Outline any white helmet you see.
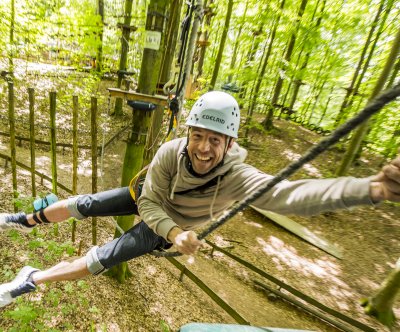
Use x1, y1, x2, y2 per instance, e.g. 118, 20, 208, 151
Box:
185, 91, 240, 138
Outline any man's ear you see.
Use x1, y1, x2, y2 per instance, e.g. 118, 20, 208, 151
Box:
227, 138, 235, 150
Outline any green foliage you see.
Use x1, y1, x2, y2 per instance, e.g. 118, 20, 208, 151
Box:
12, 193, 35, 214
5, 304, 41, 324
160, 320, 171, 332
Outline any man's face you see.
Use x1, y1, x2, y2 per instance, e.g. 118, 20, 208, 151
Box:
187, 127, 230, 175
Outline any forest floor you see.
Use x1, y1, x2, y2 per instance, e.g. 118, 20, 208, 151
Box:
0, 105, 399, 332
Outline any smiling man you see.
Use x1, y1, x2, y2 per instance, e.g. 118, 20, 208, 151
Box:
1, 90, 400, 307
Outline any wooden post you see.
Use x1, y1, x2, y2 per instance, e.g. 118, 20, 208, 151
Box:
114, 0, 134, 115
49, 91, 58, 194
49, 91, 58, 235
8, 81, 18, 212
105, 0, 170, 283
28, 88, 36, 197
91, 97, 98, 245
71, 95, 79, 243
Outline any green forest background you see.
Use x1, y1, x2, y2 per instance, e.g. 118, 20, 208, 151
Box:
0, 0, 399, 166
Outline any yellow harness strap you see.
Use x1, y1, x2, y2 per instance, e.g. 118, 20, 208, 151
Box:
129, 165, 149, 201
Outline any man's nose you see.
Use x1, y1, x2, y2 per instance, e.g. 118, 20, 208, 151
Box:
198, 138, 210, 151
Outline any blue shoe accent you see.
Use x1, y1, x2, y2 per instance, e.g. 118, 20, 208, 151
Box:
33, 193, 58, 212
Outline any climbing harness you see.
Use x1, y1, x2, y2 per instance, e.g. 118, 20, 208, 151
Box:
151, 83, 400, 257
128, 164, 150, 201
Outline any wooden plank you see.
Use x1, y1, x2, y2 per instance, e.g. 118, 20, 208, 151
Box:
250, 206, 343, 259
107, 88, 168, 107
180, 323, 313, 332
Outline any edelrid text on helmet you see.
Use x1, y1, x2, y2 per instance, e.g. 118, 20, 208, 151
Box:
185, 91, 240, 138
202, 114, 225, 124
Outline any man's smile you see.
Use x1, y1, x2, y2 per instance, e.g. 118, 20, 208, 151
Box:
195, 154, 212, 162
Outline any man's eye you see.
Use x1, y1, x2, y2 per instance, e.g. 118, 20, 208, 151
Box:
212, 138, 220, 144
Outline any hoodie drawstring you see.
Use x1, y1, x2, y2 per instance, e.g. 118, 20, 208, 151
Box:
209, 175, 221, 221
170, 153, 184, 200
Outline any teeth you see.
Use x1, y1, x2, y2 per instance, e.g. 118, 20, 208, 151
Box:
196, 155, 211, 161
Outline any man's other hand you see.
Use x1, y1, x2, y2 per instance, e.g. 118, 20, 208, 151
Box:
370, 157, 400, 203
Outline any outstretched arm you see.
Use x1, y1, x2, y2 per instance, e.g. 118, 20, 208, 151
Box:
370, 157, 400, 203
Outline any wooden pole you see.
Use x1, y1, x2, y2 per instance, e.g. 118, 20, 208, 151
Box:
91, 97, 98, 245
49, 92, 58, 194
8, 81, 18, 212
114, 0, 134, 115
28, 88, 36, 197
72, 95, 79, 242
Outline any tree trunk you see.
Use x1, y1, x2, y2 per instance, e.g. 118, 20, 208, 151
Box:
106, 0, 170, 283
333, 0, 385, 125
336, 25, 400, 176
208, 0, 234, 90
317, 85, 334, 126
307, 78, 327, 124
262, 0, 309, 130
158, 0, 184, 88
239, 23, 264, 107
96, 0, 104, 73
196, 0, 214, 80
361, 258, 400, 328
9, 0, 15, 74
114, 0, 134, 115
345, 0, 394, 114
227, 0, 248, 83
243, 0, 286, 140
146, 0, 202, 156
387, 55, 400, 88
288, 0, 325, 111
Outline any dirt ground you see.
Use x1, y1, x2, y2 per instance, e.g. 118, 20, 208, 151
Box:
0, 112, 399, 332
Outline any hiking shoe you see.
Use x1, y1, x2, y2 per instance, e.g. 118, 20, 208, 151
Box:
0, 213, 34, 233
0, 266, 39, 308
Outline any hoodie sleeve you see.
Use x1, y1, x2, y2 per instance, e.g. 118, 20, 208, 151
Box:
137, 141, 181, 240
227, 164, 375, 216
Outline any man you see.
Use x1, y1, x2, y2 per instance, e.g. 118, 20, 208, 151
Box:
0, 90, 399, 308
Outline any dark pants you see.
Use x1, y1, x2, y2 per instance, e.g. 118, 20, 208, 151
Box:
72, 187, 170, 273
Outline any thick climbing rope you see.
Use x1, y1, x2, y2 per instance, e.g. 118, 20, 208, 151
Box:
152, 82, 400, 257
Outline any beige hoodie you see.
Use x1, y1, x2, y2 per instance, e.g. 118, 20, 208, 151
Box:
138, 137, 374, 240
